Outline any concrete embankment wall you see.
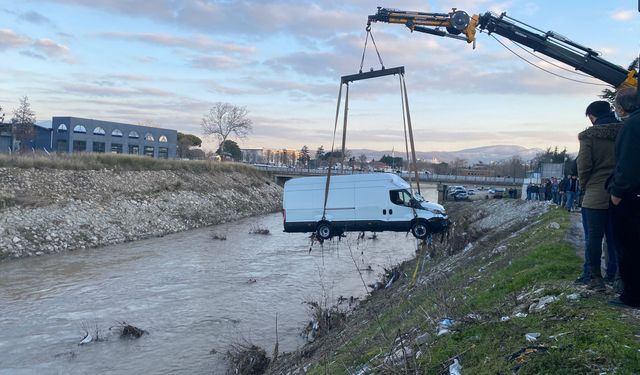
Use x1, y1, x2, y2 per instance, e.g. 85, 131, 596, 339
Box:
0, 167, 282, 260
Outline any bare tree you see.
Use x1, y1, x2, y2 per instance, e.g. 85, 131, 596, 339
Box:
358, 153, 368, 170
0, 104, 5, 124
451, 158, 467, 175
12, 96, 36, 152
201, 102, 252, 160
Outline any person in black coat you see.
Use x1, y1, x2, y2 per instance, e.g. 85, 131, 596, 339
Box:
607, 87, 640, 308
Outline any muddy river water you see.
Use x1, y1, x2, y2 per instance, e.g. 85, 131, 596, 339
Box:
0, 207, 431, 374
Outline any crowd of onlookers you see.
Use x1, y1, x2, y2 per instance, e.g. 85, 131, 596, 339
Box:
525, 92, 639, 309
568, 92, 640, 309
525, 175, 581, 211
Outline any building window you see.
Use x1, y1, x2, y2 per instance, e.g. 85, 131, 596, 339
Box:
111, 143, 123, 154
128, 145, 139, 154
112, 129, 123, 137
93, 127, 106, 135
158, 147, 168, 159
129, 131, 139, 139
93, 142, 106, 153
143, 146, 154, 157
56, 140, 67, 153
144, 133, 154, 141
57, 124, 68, 133
73, 140, 86, 152
159, 135, 168, 143
73, 125, 87, 133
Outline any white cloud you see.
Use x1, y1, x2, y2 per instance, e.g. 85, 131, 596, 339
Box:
191, 55, 239, 70
610, 9, 635, 21
0, 29, 31, 50
99, 32, 255, 55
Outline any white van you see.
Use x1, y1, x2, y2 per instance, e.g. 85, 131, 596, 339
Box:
282, 173, 449, 240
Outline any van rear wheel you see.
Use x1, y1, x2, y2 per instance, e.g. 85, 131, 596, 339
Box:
411, 221, 429, 240
316, 222, 332, 240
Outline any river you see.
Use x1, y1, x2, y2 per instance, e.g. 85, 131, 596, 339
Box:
0, 210, 427, 374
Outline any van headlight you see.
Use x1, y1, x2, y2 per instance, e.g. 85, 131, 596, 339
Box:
428, 209, 444, 216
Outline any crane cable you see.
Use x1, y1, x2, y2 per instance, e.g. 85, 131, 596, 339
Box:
508, 38, 598, 79
360, 26, 386, 73
490, 34, 610, 87
400, 72, 429, 289
324, 26, 386, 221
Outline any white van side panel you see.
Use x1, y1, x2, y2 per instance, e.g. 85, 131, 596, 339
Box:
283, 173, 449, 236
284, 183, 355, 223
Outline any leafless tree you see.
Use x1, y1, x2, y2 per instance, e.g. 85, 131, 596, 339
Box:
358, 153, 368, 169
12, 96, 36, 152
450, 157, 467, 175
201, 102, 252, 160
0, 104, 5, 124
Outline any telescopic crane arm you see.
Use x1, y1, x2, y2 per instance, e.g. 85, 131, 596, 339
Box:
367, 7, 637, 89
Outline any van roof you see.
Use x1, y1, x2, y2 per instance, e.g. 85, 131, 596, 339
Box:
284, 172, 409, 188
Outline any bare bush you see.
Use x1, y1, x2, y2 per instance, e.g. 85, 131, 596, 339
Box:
109, 321, 148, 339
226, 342, 270, 375
249, 225, 270, 235
302, 301, 347, 341
211, 232, 227, 240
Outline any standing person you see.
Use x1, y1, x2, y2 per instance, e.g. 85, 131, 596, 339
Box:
576, 101, 622, 290
565, 175, 579, 212
551, 177, 560, 204
559, 175, 569, 207
607, 88, 640, 308
545, 179, 552, 201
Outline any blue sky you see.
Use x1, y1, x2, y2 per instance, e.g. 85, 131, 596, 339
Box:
1, 0, 638, 153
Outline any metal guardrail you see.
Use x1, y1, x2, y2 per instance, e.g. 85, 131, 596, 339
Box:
251, 165, 524, 185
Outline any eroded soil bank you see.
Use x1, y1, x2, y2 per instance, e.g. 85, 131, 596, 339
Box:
0, 166, 282, 260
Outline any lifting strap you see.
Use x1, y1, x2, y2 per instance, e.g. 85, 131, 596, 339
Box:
359, 26, 385, 73
321, 26, 422, 226
322, 82, 343, 221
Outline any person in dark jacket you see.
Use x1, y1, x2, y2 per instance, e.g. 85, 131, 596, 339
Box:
545, 180, 552, 201
576, 100, 622, 290
559, 175, 569, 207
565, 175, 579, 211
607, 88, 640, 308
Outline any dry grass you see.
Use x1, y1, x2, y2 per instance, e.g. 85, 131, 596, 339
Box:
0, 153, 263, 176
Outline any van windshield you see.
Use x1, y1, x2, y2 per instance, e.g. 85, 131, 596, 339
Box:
413, 193, 425, 202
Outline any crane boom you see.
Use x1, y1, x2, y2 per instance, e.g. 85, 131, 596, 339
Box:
367, 7, 637, 89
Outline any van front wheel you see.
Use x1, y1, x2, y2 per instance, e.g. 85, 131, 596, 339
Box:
316, 222, 332, 240
411, 221, 429, 240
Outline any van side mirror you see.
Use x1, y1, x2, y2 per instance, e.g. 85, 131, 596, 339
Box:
409, 198, 419, 208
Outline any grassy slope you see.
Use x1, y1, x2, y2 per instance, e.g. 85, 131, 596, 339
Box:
286, 207, 640, 374
0, 153, 262, 176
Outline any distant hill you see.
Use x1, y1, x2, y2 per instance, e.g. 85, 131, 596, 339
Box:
350, 145, 543, 164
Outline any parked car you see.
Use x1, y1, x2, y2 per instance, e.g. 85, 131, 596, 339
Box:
493, 188, 505, 198
447, 186, 468, 201
283, 173, 450, 240
452, 191, 469, 201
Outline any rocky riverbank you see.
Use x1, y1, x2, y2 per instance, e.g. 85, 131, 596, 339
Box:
0, 166, 282, 260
